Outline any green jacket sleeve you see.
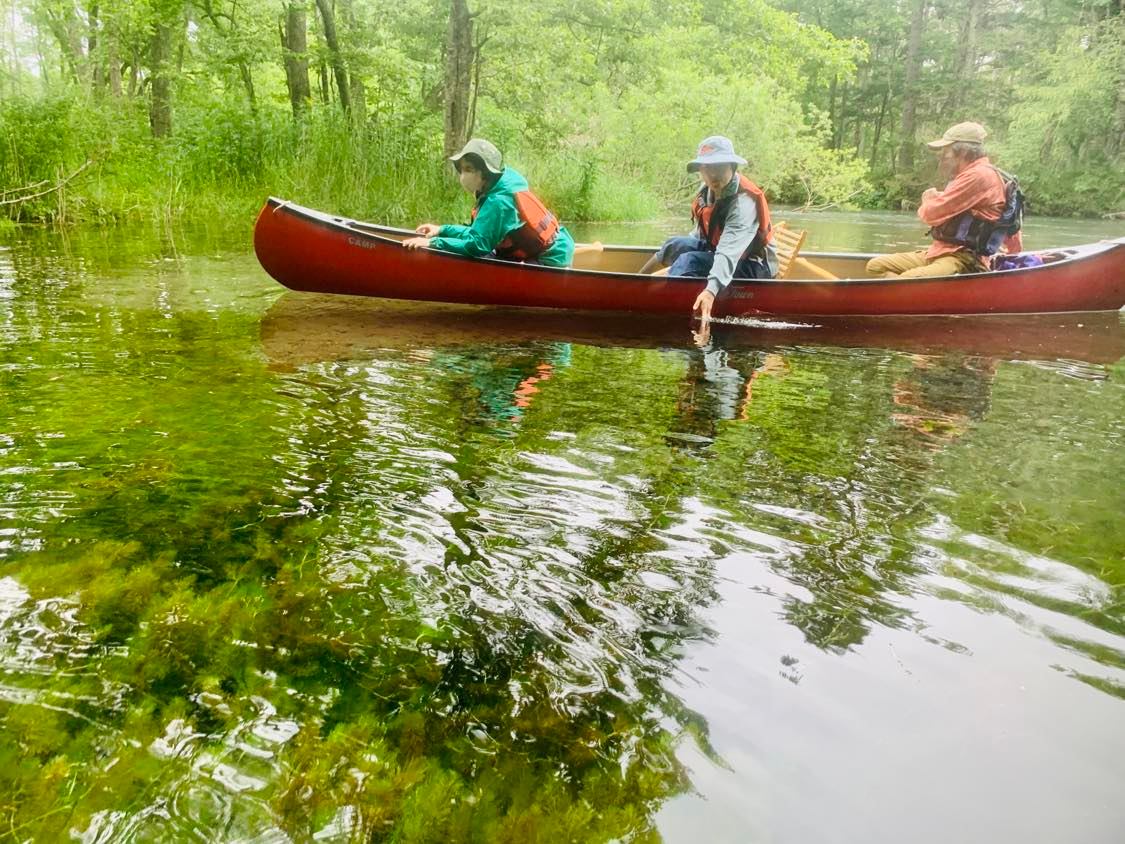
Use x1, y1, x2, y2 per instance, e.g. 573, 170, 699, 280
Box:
430, 194, 516, 258
436, 224, 470, 239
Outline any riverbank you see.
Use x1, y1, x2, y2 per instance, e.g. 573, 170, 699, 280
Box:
5, 205, 1120, 268
4, 96, 1121, 230
0, 96, 656, 227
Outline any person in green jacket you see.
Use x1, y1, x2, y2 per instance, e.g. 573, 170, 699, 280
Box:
403, 138, 575, 268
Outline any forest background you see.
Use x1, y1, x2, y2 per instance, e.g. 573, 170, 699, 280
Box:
0, 0, 1122, 226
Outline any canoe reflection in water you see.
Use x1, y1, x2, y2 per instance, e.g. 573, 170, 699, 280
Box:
261, 294, 1123, 656
261, 292, 1121, 468
260, 294, 1125, 369
253, 292, 1125, 840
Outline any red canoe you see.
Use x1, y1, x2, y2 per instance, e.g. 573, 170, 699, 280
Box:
254, 198, 1125, 317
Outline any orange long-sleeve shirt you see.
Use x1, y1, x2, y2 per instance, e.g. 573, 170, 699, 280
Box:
918, 157, 1023, 259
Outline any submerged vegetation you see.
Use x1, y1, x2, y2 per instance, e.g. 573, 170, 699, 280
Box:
1, 0, 1122, 225
0, 228, 1123, 836
1, 1, 1124, 837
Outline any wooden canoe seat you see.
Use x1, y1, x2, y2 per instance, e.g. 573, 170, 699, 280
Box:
571, 241, 604, 270
773, 222, 839, 280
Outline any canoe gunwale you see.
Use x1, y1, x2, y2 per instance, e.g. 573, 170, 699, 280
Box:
256, 198, 1125, 315
263, 196, 1121, 289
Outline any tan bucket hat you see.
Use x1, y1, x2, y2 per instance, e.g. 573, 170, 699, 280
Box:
449, 138, 504, 175
927, 122, 987, 149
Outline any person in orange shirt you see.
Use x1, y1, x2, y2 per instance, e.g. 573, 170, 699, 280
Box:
867, 122, 1023, 278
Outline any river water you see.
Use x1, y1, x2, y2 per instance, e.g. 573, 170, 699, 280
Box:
0, 211, 1123, 842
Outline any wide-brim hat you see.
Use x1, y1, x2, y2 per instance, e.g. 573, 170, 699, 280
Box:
927, 122, 987, 149
449, 138, 504, 175
687, 135, 747, 172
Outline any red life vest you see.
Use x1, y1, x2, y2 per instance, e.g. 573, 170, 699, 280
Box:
691, 174, 773, 260
471, 190, 560, 261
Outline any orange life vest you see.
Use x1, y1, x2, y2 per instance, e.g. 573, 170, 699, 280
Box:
471, 190, 560, 261
691, 174, 773, 260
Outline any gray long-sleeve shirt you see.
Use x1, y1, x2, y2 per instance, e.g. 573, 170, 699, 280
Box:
697, 180, 779, 296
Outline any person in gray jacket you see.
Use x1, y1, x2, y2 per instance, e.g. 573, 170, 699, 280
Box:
640, 136, 778, 323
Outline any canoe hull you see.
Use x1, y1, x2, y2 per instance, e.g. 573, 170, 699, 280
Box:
254, 199, 1125, 317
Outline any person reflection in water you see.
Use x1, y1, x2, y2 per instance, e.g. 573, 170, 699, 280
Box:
431, 343, 572, 425
673, 326, 791, 442
891, 353, 997, 447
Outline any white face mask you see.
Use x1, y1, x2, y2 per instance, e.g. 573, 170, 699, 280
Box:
458, 166, 486, 194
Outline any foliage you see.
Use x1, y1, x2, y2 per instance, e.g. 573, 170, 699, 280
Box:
0, 0, 868, 224
2, 0, 1121, 221
777, 0, 1125, 215
998, 19, 1125, 215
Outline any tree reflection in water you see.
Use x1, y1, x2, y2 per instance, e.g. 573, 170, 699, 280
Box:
2, 250, 1122, 839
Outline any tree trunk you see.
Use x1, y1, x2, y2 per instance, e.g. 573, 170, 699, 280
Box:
851, 61, 871, 156
128, 49, 140, 97
314, 0, 350, 113
833, 82, 848, 150
339, 0, 366, 124
239, 63, 257, 110
45, 9, 89, 84
107, 37, 121, 96
443, 0, 474, 159
281, 2, 311, 118
897, 0, 927, 172
943, 0, 982, 114
149, 22, 173, 137
870, 87, 890, 168
958, 0, 981, 80
176, 25, 186, 75
36, 31, 49, 90
1111, 78, 1125, 159
6, 4, 20, 96
88, 3, 101, 90
467, 37, 482, 141
827, 73, 838, 141
198, 1, 256, 110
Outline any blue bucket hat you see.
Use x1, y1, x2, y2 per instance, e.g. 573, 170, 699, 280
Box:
687, 135, 747, 172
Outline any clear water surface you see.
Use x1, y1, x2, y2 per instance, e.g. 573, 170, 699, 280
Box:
1, 211, 1123, 842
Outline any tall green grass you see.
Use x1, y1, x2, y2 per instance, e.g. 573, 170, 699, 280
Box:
0, 93, 664, 228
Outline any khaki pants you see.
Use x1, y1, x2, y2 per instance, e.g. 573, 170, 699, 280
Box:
866, 250, 983, 278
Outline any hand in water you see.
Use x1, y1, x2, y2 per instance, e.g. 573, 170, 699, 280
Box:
402, 237, 432, 250
692, 288, 715, 347
693, 288, 715, 322
692, 320, 711, 348
415, 224, 441, 237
